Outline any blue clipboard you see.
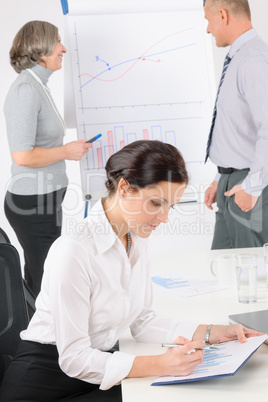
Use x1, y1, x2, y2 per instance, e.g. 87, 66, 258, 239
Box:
151, 335, 267, 386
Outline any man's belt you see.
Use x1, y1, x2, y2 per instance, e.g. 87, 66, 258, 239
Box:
217, 167, 249, 174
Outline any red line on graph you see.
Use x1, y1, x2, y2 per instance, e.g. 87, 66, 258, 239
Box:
141, 58, 161, 63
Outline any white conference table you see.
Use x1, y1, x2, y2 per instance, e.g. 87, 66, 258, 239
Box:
120, 247, 268, 402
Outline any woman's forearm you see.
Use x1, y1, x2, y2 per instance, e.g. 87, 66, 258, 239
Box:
12, 140, 91, 168
12, 146, 68, 168
126, 339, 205, 379
127, 355, 164, 378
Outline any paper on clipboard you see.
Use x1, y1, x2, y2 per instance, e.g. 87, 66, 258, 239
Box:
152, 334, 267, 386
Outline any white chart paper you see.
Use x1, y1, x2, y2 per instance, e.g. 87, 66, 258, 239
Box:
152, 273, 227, 297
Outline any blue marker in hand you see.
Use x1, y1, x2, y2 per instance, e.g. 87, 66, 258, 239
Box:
86, 134, 102, 143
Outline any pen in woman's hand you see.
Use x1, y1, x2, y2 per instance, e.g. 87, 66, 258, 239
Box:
86, 134, 102, 143
162, 343, 220, 350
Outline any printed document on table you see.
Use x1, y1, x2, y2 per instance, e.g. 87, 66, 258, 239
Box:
151, 273, 226, 297
152, 334, 267, 385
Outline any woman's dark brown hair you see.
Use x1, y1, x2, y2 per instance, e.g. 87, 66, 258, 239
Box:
105, 140, 188, 195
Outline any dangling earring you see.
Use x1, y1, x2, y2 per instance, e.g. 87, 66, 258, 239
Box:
121, 195, 124, 198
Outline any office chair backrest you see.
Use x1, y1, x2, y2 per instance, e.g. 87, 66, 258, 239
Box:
0, 228, 10, 243
0, 227, 36, 320
0, 242, 29, 384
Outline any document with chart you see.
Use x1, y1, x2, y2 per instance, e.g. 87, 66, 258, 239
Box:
152, 335, 267, 385
151, 273, 226, 297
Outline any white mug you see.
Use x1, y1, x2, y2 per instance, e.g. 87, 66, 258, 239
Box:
210, 254, 236, 287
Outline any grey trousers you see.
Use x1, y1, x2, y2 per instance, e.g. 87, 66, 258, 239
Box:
212, 169, 268, 249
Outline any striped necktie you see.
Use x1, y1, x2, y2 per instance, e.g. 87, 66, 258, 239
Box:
205, 54, 232, 162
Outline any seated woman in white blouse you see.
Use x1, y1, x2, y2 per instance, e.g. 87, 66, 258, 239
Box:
0, 140, 261, 401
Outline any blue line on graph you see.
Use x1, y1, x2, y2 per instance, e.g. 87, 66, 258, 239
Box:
152, 125, 162, 141
103, 144, 114, 165
114, 126, 125, 152
96, 56, 110, 67
144, 44, 195, 59
80, 42, 196, 88
165, 131, 176, 145
126, 133, 138, 144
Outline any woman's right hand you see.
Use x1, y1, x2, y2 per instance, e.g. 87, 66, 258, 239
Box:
127, 337, 204, 379
64, 139, 92, 161
159, 337, 204, 377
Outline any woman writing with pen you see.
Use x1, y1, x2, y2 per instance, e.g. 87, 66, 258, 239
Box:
0, 140, 261, 401
4, 21, 92, 299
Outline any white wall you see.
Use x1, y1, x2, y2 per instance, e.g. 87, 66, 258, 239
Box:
0, 0, 267, 259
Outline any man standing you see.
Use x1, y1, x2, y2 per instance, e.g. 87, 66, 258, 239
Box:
204, 0, 268, 248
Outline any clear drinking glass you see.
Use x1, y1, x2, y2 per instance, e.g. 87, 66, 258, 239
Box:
263, 243, 268, 288
235, 254, 258, 303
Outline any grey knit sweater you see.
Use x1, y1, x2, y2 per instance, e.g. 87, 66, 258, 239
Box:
4, 64, 68, 195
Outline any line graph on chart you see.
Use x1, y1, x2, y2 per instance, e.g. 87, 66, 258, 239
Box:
67, 10, 215, 195
79, 29, 196, 88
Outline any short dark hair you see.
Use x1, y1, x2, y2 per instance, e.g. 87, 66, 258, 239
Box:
105, 140, 188, 195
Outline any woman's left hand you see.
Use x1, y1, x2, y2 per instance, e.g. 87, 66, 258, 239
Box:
207, 324, 264, 345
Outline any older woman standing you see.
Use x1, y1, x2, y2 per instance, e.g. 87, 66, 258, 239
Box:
4, 21, 91, 298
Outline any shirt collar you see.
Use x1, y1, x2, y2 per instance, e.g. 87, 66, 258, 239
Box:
86, 199, 148, 255
86, 199, 117, 254
229, 28, 257, 59
31, 64, 53, 85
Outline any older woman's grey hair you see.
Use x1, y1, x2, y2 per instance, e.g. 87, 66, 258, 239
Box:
10, 20, 58, 73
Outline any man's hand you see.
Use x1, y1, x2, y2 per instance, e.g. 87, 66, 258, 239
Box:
224, 184, 258, 212
205, 181, 218, 210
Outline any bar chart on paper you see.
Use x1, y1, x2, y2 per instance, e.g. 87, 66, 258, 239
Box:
87, 125, 179, 170
67, 9, 215, 196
